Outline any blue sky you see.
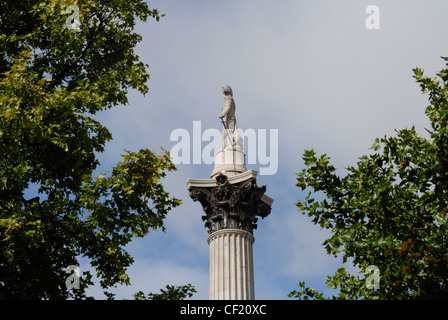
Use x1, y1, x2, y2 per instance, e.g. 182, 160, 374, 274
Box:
82, 0, 448, 299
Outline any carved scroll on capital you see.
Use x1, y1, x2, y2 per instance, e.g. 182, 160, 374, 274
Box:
188, 173, 271, 234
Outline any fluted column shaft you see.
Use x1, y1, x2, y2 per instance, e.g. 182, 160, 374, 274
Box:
207, 229, 255, 300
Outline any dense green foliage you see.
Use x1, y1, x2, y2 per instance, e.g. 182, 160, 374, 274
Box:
290, 58, 448, 299
133, 284, 197, 300
0, 0, 182, 299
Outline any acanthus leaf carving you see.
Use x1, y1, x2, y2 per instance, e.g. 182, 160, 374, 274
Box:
189, 173, 271, 234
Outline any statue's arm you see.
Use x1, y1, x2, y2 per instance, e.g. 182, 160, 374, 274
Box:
219, 100, 232, 119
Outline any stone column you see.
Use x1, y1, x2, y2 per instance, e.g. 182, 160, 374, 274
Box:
187, 171, 273, 300
186, 86, 274, 300
208, 229, 255, 300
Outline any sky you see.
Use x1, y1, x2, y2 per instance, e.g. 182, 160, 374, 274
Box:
83, 0, 448, 299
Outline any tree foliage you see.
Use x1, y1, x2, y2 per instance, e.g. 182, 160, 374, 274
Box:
290, 57, 448, 300
133, 284, 197, 300
0, 0, 181, 299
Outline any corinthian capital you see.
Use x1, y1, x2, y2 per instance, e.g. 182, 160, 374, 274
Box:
188, 173, 272, 234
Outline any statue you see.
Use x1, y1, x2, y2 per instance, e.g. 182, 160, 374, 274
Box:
219, 86, 242, 151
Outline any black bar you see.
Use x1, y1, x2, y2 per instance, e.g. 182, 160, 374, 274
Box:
3, 299, 445, 319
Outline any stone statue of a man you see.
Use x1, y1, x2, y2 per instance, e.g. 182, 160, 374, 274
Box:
219, 86, 236, 131
219, 86, 241, 150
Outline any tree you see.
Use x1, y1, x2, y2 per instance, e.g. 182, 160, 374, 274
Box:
133, 284, 197, 300
290, 57, 448, 300
0, 0, 182, 299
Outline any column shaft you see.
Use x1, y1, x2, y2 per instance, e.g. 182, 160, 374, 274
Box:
207, 229, 255, 300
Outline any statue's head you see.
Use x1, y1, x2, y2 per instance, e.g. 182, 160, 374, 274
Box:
222, 86, 233, 98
